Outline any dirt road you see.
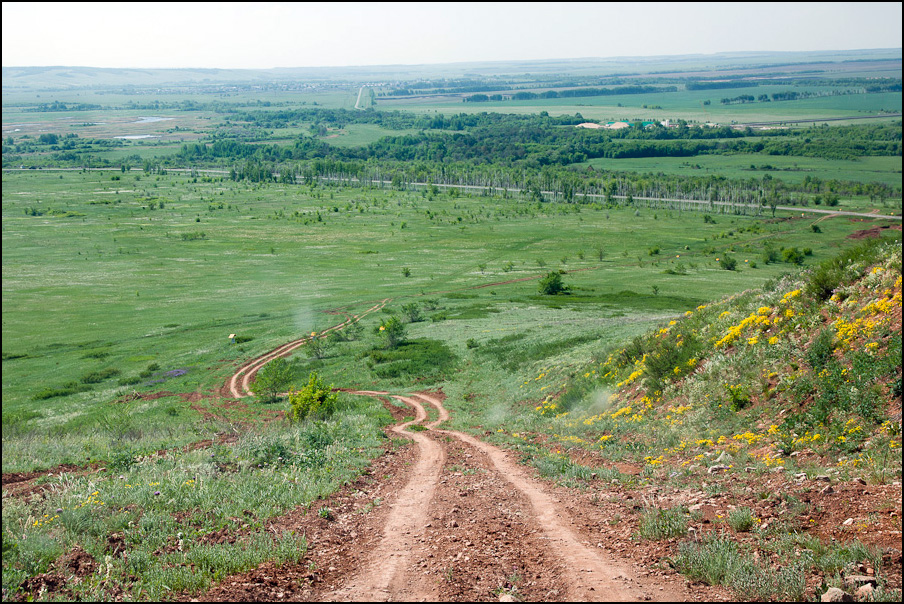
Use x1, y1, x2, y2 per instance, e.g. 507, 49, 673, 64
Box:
199, 391, 699, 602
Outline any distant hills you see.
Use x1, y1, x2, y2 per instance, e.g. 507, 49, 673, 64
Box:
3, 48, 901, 91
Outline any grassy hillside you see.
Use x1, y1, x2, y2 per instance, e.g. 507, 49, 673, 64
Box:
468, 235, 902, 600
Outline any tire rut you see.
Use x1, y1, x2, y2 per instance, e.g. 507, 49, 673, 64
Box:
411, 392, 675, 602
324, 394, 444, 601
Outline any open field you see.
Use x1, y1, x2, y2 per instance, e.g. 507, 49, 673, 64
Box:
3, 169, 894, 457
378, 89, 903, 124
579, 154, 903, 192
3, 49, 901, 602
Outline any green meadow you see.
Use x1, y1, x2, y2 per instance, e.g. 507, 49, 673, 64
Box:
3, 169, 888, 460
579, 154, 903, 192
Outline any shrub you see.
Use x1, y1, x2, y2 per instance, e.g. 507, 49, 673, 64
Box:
637, 507, 689, 539
760, 245, 780, 265
674, 534, 740, 585
719, 256, 738, 271
401, 302, 423, 323
306, 335, 332, 360
288, 372, 338, 422
538, 271, 567, 295
727, 507, 756, 532
254, 357, 293, 403
807, 328, 836, 371
782, 247, 806, 265
80, 367, 121, 384
376, 315, 406, 349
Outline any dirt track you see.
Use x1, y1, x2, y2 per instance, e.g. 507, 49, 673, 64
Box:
197, 391, 699, 602
209, 278, 703, 601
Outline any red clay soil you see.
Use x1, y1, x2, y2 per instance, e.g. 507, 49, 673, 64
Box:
848, 224, 902, 239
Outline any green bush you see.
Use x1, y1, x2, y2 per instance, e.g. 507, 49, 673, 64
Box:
80, 367, 121, 384
719, 256, 738, 271
727, 507, 756, 532
376, 315, 406, 349
254, 357, 294, 403
401, 302, 424, 323
538, 271, 567, 295
637, 507, 689, 539
782, 247, 806, 266
288, 372, 338, 422
807, 328, 836, 371
366, 339, 457, 380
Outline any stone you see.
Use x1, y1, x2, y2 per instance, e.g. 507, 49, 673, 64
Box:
842, 518, 854, 526
820, 485, 834, 495
707, 465, 730, 474
821, 587, 854, 602
855, 584, 874, 600
815, 475, 831, 482
853, 477, 867, 485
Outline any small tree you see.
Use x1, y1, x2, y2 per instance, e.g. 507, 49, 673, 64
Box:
376, 315, 406, 348
401, 302, 423, 323
782, 247, 806, 266
253, 357, 293, 403
538, 271, 566, 295
288, 372, 338, 422
306, 333, 332, 359
719, 255, 738, 271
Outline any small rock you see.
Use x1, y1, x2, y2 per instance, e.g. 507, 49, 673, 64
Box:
855, 584, 874, 600
821, 587, 854, 602
689, 503, 705, 512
745, 466, 757, 473
820, 485, 834, 495
795, 472, 808, 480
715, 451, 733, 463
770, 466, 786, 473
498, 594, 519, 603
842, 518, 854, 526
853, 477, 867, 485
814, 475, 831, 482
708, 465, 730, 474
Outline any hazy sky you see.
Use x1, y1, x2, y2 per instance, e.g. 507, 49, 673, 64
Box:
2, 2, 902, 69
